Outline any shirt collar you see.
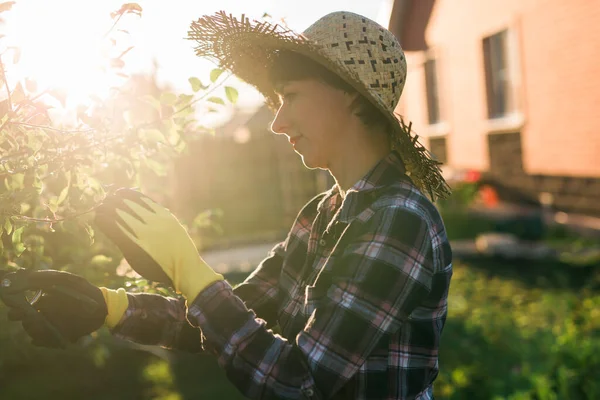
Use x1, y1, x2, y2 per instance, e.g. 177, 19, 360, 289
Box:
319, 151, 409, 227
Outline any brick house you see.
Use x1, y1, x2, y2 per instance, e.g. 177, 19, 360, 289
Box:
388, 0, 600, 216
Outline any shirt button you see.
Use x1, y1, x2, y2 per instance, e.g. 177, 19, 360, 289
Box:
319, 239, 327, 247
303, 388, 314, 398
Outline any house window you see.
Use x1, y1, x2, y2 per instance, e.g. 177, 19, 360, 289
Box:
483, 30, 512, 119
429, 136, 448, 164
424, 57, 441, 125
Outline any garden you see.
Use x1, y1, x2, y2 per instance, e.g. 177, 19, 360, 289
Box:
0, 2, 599, 399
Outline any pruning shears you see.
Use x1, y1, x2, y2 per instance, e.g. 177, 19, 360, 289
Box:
0, 268, 101, 348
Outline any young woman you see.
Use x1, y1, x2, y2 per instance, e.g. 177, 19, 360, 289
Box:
7, 11, 452, 399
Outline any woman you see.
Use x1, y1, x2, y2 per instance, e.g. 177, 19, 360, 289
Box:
7, 11, 452, 399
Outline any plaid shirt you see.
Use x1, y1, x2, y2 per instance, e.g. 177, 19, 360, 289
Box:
112, 151, 453, 400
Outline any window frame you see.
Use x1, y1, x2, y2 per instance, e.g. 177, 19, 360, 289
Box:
482, 25, 525, 134
422, 47, 450, 137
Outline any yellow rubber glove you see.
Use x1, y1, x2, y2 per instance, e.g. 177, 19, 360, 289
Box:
99, 287, 129, 329
107, 192, 223, 302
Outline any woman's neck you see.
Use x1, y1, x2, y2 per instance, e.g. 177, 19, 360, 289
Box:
329, 129, 391, 199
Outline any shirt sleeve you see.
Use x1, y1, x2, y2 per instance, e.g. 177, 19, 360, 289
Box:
187, 206, 435, 399
110, 292, 204, 353
232, 241, 285, 328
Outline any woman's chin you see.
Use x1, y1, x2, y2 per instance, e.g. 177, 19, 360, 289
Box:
299, 155, 323, 170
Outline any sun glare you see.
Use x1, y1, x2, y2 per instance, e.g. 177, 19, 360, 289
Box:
3, 0, 133, 108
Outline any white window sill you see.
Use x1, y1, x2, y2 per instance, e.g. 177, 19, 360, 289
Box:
424, 122, 450, 137
486, 113, 525, 134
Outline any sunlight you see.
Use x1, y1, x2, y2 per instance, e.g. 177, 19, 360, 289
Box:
3, 0, 133, 108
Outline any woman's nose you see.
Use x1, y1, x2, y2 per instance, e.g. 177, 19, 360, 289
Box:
270, 105, 290, 135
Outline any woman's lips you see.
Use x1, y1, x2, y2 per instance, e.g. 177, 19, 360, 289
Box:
289, 136, 302, 146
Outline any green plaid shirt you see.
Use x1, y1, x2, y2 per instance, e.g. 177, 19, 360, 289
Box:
112, 151, 453, 399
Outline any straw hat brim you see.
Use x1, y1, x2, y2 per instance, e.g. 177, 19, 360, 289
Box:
188, 12, 396, 126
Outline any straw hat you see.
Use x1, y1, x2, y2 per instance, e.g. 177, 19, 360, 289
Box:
188, 11, 450, 200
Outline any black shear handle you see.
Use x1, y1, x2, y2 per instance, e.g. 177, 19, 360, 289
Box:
1, 287, 69, 348
1, 270, 101, 349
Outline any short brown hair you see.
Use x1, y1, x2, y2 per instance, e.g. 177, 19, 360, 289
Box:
268, 50, 391, 132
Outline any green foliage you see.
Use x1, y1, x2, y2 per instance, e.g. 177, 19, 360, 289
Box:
1, 261, 598, 399
436, 181, 480, 211
435, 260, 600, 399
225, 86, 239, 104
188, 77, 205, 93
207, 96, 225, 106
209, 68, 224, 83
0, 4, 243, 391
0, 2, 233, 276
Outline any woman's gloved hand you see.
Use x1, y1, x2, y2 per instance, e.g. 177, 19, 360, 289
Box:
94, 189, 223, 302
7, 269, 128, 348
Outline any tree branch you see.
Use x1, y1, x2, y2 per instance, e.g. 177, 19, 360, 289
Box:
0, 55, 13, 132
9, 121, 96, 135
171, 72, 232, 118
13, 206, 98, 224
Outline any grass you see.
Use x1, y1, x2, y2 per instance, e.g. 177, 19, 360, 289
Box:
1, 256, 598, 400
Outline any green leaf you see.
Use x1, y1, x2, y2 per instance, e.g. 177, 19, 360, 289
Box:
32, 173, 43, 194
7, 173, 25, 190
156, 287, 173, 297
162, 119, 178, 141
188, 77, 204, 92
193, 210, 212, 228
175, 106, 194, 118
4, 217, 12, 235
57, 171, 71, 205
12, 226, 25, 257
27, 131, 44, 153
57, 186, 69, 205
140, 94, 161, 111
207, 97, 225, 106
47, 196, 59, 214
81, 222, 95, 245
210, 68, 224, 83
160, 92, 177, 105
11, 82, 26, 104
135, 278, 148, 288
91, 254, 113, 267
225, 86, 239, 104
139, 128, 165, 143
178, 94, 194, 104
143, 157, 167, 177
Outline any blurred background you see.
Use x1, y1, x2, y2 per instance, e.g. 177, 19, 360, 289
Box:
0, 0, 599, 399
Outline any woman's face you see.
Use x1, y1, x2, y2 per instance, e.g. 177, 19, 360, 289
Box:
270, 79, 355, 170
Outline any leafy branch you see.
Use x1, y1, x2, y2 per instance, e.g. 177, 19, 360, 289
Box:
0, 1, 240, 275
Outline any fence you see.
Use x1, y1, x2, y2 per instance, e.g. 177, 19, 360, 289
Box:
170, 107, 331, 249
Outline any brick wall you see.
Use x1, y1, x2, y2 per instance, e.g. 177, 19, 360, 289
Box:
392, 0, 600, 215
395, 0, 600, 175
